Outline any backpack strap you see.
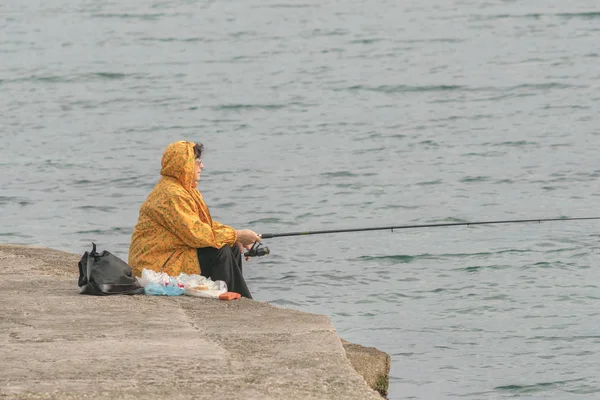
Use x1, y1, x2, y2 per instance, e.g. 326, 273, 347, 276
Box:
87, 243, 97, 285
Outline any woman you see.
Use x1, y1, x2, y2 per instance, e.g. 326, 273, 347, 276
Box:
128, 141, 261, 298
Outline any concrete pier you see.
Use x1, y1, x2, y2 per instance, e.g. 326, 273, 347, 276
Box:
0, 245, 389, 399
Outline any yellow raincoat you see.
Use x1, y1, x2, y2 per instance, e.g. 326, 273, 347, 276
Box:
128, 141, 237, 277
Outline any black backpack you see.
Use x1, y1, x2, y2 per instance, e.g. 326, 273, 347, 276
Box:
78, 243, 144, 295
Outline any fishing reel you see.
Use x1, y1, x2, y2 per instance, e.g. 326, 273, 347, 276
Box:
244, 241, 270, 258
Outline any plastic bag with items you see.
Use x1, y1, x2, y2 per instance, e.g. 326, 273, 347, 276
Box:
138, 269, 235, 299
137, 269, 184, 296
177, 273, 228, 298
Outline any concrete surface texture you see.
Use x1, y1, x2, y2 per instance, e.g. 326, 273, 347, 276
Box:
0, 245, 385, 400
342, 339, 391, 397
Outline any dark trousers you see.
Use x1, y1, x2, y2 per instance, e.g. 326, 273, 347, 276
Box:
196, 245, 252, 299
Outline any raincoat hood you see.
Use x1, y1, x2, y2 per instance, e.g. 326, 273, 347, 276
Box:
160, 141, 197, 190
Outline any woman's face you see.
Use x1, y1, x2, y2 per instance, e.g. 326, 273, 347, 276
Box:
194, 158, 203, 183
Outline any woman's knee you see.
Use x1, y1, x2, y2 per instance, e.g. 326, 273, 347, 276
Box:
215, 245, 233, 261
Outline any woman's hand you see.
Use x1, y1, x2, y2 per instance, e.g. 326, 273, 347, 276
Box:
235, 230, 261, 261
235, 229, 261, 246
236, 241, 252, 261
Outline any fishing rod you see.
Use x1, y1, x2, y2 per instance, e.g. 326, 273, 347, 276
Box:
244, 216, 600, 257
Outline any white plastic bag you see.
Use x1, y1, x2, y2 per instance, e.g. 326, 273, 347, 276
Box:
138, 269, 227, 299
177, 272, 227, 298
137, 269, 172, 288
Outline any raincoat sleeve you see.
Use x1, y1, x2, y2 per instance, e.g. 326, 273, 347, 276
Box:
152, 194, 237, 249
213, 220, 238, 247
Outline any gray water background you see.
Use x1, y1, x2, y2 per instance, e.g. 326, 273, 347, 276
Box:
2, 0, 600, 398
